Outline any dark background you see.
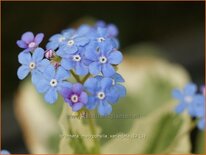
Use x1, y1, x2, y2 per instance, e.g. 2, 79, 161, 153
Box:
1, 1, 205, 153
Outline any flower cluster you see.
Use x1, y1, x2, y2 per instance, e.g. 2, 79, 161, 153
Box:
172, 83, 205, 130
17, 21, 126, 116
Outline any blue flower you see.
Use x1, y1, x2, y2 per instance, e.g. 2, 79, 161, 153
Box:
61, 83, 88, 111
0, 150, 10, 154
95, 20, 119, 37
17, 48, 50, 84
172, 83, 198, 116
16, 32, 44, 53
36, 65, 71, 104
192, 95, 205, 130
85, 41, 123, 77
84, 77, 118, 116
57, 47, 88, 76
56, 29, 89, 54
110, 73, 126, 100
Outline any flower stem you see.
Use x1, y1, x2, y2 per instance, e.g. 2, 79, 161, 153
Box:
70, 70, 81, 83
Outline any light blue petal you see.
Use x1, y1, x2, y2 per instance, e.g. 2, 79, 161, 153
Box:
102, 63, 115, 77
44, 65, 55, 80
72, 102, 84, 112
75, 37, 89, 46
97, 27, 107, 36
86, 97, 98, 110
32, 47, 44, 63
84, 78, 99, 94
75, 62, 88, 76
56, 66, 70, 81
56, 48, 66, 57
184, 83, 197, 95
37, 59, 50, 72
61, 58, 74, 70
172, 89, 183, 100
17, 65, 30, 80
112, 73, 125, 83
18, 52, 31, 65
115, 84, 126, 97
98, 101, 112, 116
89, 62, 101, 75
44, 88, 58, 104
49, 34, 62, 41
100, 78, 113, 90
0, 150, 10, 154
108, 51, 123, 65
175, 102, 187, 114
85, 43, 99, 61
31, 70, 42, 85
46, 42, 59, 50
79, 92, 88, 104
197, 118, 205, 130
106, 88, 119, 104
35, 78, 49, 93
63, 45, 78, 54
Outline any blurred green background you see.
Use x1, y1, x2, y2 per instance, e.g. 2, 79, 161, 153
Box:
1, 1, 205, 154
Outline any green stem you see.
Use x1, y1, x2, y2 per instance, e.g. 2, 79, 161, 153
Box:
70, 70, 81, 83
86, 110, 100, 153
82, 73, 90, 83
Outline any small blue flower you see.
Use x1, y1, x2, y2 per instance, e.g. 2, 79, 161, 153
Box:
95, 20, 119, 38
84, 77, 118, 116
16, 32, 44, 53
0, 150, 10, 154
57, 47, 88, 76
61, 83, 88, 111
36, 65, 71, 104
56, 29, 89, 54
110, 73, 126, 100
193, 95, 205, 130
85, 41, 122, 77
172, 83, 198, 116
17, 48, 50, 84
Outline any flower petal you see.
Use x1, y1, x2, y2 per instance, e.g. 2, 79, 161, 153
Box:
106, 88, 119, 104
72, 102, 84, 112
84, 78, 99, 94
46, 42, 59, 50
17, 65, 30, 80
115, 84, 126, 97
197, 118, 205, 130
175, 102, 187, 114
85, 44, 99, 61
44, 65, 55, 80
21, 32, 34, 44
102, 63, 115, 77
37, 59, 50, 72
34, 33, 44, 44
79, 92, 88, 104
86, 97, 98, 110
31, 69, 42, 85
35, 79, 49, 93
108, 51, 123, 64
89, 62, 101, 75
18, 52, 31, 65
44, 88, 58, 104
184, 83, 197, 95
75, 62, 88, 76
75, 37, 89, 46
32, 48, 44, 62
98, 101, 112, 116
172, 89, 183, 100
100, 77, 112, 90
72, 83, 83, 94
56, 66, 70, 81
16, 40, 27, 48
112, 73, 125, 83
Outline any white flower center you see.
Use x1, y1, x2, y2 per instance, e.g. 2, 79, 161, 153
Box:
50, 79, 58, 87
29, 62, 36, 69
184, 96, 193, 103
73, 54, 81, 62
99, 56, 107, 63
97, 91, 105, 100
97, 37, 105, 42
28, 42, 36, 48
71, 94, 79, 103
67, 40, 75, 46
59, 37, 65, 42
